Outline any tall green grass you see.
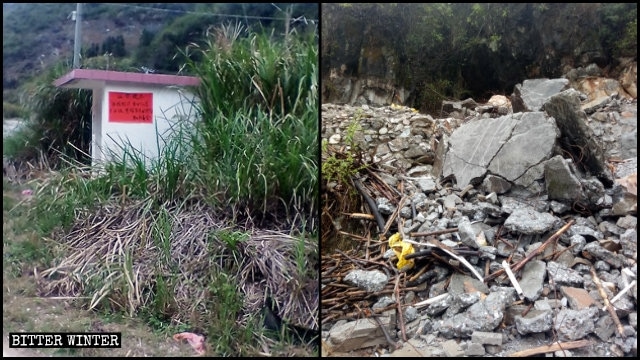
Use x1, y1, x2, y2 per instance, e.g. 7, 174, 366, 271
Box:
182, 24, 319, 229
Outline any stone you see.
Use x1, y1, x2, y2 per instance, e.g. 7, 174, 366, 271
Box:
471, 331, 503, 345
328, 316, 393, 352
465, 342, 485, 356
343, 269, 389, 292
442, 339, 465, 357
547, 261, 584, 288
520, 260, 546, 302
511, 78, 570, 112
504, 207, 561, 235
542, 89, 613, 187
554, 308, 598, 341
544, 155, 584, 202
515, 309, 553, 334
560, 286, 597, 309
482, 174, 512, 194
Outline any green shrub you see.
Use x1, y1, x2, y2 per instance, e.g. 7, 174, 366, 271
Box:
3, 101, 26, 119
12, 62, 91, 168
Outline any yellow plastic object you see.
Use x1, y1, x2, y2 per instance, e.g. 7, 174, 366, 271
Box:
388, 233, 415, 271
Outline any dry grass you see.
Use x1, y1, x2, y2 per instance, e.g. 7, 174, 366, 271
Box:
34, 199, 318, 355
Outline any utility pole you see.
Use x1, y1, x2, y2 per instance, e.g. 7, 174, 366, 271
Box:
73, 3, 82, 68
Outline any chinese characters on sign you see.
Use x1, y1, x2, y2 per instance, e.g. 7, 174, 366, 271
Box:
108, 92, 153, 123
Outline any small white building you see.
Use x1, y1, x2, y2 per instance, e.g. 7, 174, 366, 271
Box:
53, 69, 200, 167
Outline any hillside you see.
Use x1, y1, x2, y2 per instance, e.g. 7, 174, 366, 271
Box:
3, 3, 318, 100
3, 4, 182, 90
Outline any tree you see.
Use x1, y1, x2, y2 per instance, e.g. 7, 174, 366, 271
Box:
84, 43, 100, 58
102, 35, 126, 57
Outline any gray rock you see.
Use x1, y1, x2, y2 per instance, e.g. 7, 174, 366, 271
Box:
569, 223, 604, 241
542, 89, 613, 187
504, 207, 561, 234
570, 234, 587, 255
457, 217, 480, 249
377, 197, 395, 215
404, 306, 419, 323
373, 296, 395, 310
445, 291, 482, 318
442, 112, 558, 189
547, 261, 584, 288
482, 175, 512, 194
438, 288, 515, 338
448, 273, 490, 296
442, 339, 465, 357
554, 308, 598, 341
629, 312, 637, 330
425, 294, 452, 317
616, 215, 637, 229
544, 155, 584, 202
620, 130, 637, 158
442, 194, 461, 210
328, 316, 393, 352
442, 115, 516, 188
595, 315, 616, 341
471, 331, 503, 345
515, 309, 553, 334
599, 220, 624, 236
550, 200, 571, 214
511, 78, 570, 112
487, 112, 558, 186
583, 242, 624, 268
520, 260, 546, 302
620, 229, 637, 259
464, 342, 486, 356
344, 269, 389, 292
417, 176, 438, 193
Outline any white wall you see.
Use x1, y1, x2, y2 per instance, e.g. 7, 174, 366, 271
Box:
94, 83, 198, 168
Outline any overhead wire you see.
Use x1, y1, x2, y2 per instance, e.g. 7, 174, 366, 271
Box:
99, 3, 318, 23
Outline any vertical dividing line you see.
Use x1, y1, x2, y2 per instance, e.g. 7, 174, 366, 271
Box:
73, 3, 83, 68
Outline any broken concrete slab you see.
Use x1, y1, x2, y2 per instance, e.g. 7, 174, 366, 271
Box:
520, 260, 546, 302
542, 89, 613, 187
442, 112, 558, 189
511, 78, 570, 112
487, 112, 559, 187
327, 315, 394, 352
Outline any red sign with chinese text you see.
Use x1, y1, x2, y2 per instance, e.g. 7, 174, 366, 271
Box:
108, 92, 153, 123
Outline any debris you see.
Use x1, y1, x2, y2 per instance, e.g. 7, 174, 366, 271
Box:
173, 332, 206, 355
509, 339, 593, 357
502, 260, 523, 299
388, 233, 415, 271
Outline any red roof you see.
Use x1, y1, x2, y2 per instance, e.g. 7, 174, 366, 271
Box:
53, 69, 200, 89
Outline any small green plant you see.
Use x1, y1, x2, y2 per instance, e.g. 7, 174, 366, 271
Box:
215, 229, 249, 251
321, 117, 367, 186
206, 271, 254, 356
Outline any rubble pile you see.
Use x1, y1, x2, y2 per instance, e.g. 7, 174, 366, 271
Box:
321, 75, 637, 357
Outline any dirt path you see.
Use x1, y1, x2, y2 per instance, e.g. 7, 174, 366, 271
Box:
3, 335, 49, 357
